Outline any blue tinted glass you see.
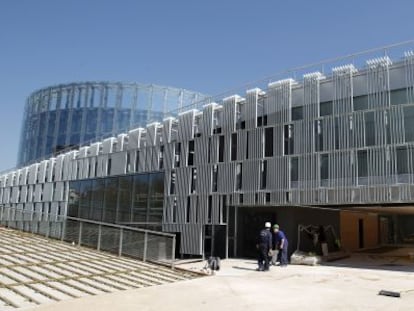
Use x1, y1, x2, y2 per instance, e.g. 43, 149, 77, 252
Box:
117, 109, 131, 132
102, 109, 114, 134
70, 133, 80, 145
71, 109, 83, 133
59, 110, 69, 133
85, 108, 98, 133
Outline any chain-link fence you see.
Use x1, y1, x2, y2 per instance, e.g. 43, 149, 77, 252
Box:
0, 206, 176, 268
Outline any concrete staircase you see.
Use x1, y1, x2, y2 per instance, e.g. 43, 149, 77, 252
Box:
0, 227, 201, 310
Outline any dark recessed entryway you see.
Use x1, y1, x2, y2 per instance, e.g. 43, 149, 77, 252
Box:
236, 206, 277, 258
230, 205, 341, 259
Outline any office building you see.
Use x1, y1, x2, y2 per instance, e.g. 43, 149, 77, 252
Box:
3, 49, 414, 258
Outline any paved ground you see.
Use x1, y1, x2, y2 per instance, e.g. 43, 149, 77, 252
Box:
26, 250, 414, 311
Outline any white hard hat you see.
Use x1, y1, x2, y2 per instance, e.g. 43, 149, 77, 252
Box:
265, 222, 271, 228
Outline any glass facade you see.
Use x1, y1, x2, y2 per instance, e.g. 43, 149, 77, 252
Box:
68, 172, 164, 230
18, 82, 207, 166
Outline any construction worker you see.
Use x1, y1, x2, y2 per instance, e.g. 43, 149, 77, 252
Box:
256, 222, 272, 271
272, 224, 289, 267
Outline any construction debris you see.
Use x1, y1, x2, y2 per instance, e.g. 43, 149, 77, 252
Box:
290, 251, 321, 266
378, 290, 401, 298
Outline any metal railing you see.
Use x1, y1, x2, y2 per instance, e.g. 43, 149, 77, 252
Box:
168, 39, 414, 115
0, 206, 176, 268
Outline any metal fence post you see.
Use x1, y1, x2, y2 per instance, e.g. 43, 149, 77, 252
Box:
118, 228, 123, 257
61, 220, 66, 241
171, 235, 176, 269
97, 224, 102, 251
46, 221, 50, 238
143, 232, 148, 262
78, 221, 83, 246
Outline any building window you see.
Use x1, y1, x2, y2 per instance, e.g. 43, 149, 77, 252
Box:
265, 192, 271, 203
291, 157, 299, 188
208, 138, 211, 163
396, 147, 409, 175
357, 150, 368, 178
208, 195, 212, 223
87, 161, 92, 177
284, 124, 294, 155
237, 120, 246, 130
236, 163, 242, 191
186, 197, 191, 223
213, 127, 222, 134
391, 88, 407, 106
384, 111, 391, 144
170, 171, 176, 195
218, 136, 224, 162
320, 154, 329, 182
195, 197, 199, 223
246, 132, 249, 159
285, 191, 291, 203
264, 127, 273, 157
334, 117, 340, 150
191, 168, 197, 193
404, 106, 414, 142
107, 158, 111, 175
365, 111, 375, 146
172, 197, 177, 223
159, 146, 164, 170
292, 106, 303, 120
148, 173, 163, 225
212, 165, 218, 192
188, 140, 194, 166
221, 195, 227, 224
257, 115, 268, 127
320, 101, 333, 116
353, 95, 368, 111
231, 133, 237, 161
174, 142, 181, 167
260, 160, 267, 189
236, 102, 244, 130
314, 120, 323, 152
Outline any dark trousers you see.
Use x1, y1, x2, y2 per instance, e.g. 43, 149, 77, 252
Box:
277, 242, 289, 265
257, 244, 270, 270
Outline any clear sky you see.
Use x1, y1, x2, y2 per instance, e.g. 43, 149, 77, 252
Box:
0, 0, 413, 171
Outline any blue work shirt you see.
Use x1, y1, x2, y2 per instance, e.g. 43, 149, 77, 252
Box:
273, 230, 288, 248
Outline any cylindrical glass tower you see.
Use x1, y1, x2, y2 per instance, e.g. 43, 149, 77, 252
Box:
18, 82, 207, 166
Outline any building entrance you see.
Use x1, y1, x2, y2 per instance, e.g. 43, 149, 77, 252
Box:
234, 206, 277, 258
